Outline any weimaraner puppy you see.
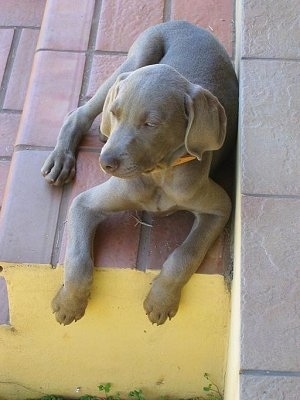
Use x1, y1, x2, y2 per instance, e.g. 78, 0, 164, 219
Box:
42, 21, 238, 325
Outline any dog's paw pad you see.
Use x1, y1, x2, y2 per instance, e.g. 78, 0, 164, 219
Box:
51, 286, 88, 325
143, 288, 180, 326
41, 148, 76, 186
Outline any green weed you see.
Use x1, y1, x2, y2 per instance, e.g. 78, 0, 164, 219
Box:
198, 373, 223, 400
98, 382, 120, 400
128, 389, 145, 400
28, 373, 223, 400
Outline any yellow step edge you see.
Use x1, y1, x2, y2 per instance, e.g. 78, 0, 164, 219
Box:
0, 263, 230, 400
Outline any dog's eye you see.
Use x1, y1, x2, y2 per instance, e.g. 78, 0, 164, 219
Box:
144, 121, 157, 128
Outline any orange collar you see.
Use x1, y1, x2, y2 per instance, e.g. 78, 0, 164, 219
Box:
171, 154, 197, 167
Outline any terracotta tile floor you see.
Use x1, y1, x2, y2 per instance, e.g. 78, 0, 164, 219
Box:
0, 0, 236, 323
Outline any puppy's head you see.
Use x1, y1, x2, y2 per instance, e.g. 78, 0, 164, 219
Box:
99, 64, 226, 178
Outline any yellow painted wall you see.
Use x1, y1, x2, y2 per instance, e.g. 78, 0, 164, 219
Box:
0, 264, 230, 400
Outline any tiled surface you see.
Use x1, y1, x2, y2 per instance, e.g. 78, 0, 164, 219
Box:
93, 212, 141, 268
0, 1, 46, 324
147, 211, 195, 270
37, 0, 95, 51
0, 161, 10, 208
240, 375, 300, 400
16, 51, 86, 147
0, 29, 14, 86
96, 0, 164, 52
242, 0, 300, 58
240, 59, 300, 196
87, 54, 127, 98
241, 196, 300, 371
145, 213, 228, 274
3, 29, 40, 110
238, 0, 300, 397
0, 150, 63, 264
0, 2, 45, 202
0, 113, 20, 157
171, 0, 233, 54
0, 0, 46, 27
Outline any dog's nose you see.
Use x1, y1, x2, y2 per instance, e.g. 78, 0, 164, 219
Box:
99, 153, 120, 173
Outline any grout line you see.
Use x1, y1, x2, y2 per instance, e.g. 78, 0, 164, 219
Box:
35, 48, 128, 56
35, 48, 86, 54
79, 0, 103, 105
0, 156, 12, 161
14, 144, 102, 153
242, 192, 300, 200
163, 0, 172, 22
0, 25, 40, 30
241, 369, 300, 378
0, 28, 22, 109
241, 56, 300, 62
0, 109, 22, 114
14, 144, 54, 152
94, 49, 128, 56
135, 212, 153, 271
50, 184, 72, 266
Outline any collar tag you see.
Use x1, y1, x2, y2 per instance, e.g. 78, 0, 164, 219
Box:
171, 154, 197, 167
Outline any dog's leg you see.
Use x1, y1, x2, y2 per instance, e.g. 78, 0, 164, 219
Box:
52, 178, 136, 325
144, 182, 231, 325
40, 61, 134, 186
51, 193, 100, 325
41, 28, 164, 186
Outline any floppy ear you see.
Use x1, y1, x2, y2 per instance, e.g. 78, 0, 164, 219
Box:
100, 72, 131, 137
184, 84, 227, 160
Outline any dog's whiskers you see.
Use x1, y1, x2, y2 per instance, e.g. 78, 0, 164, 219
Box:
132, 214, 153, 228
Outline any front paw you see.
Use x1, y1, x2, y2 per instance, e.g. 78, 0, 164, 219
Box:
143, 277, 181, 325
41, 148, 75, 186
51, 285, 89, 325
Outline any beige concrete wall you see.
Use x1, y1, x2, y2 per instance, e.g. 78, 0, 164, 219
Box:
225, 0, 300, 398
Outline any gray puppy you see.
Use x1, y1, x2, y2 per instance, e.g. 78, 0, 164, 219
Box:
42, 21, 238, 325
